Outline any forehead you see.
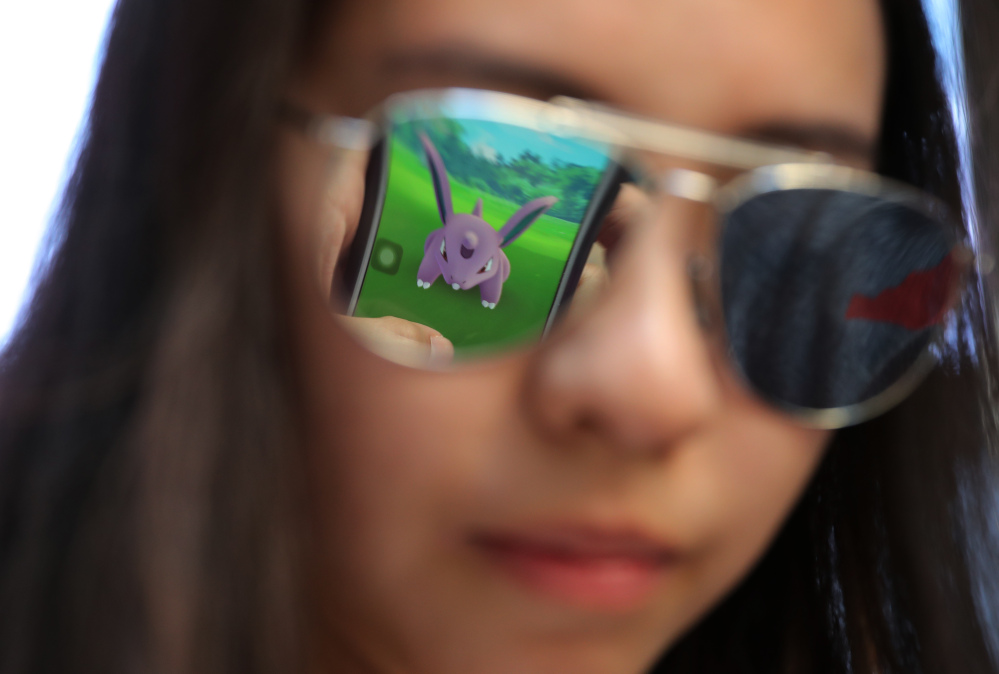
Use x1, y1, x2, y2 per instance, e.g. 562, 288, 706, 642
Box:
302, 0, 884, 155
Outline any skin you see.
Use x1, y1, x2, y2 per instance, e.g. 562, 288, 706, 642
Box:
275, 0, 885, 672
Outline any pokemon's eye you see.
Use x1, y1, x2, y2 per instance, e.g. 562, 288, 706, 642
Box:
478, 258, 493, 274
440, 239, 447, 262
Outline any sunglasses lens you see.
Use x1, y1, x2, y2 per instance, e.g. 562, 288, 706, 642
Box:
318, 91, 963, 421
331, 93, 620, 369
720, 188, 959, 413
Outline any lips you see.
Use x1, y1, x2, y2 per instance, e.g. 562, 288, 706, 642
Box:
470, 526, 678, 612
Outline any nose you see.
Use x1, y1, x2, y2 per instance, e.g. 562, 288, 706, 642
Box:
525, 196, 722, 455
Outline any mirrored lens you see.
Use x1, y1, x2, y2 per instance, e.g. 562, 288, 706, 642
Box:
720, 188, 958, 412
331, 96, 622, 368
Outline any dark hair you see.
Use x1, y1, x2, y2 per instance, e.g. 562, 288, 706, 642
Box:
657, 1, 999, 672
0, 0, 323, 670
1, 1, 997, 674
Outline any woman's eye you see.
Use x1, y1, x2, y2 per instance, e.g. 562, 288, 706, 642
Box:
440, 239, 447, 261
478, 258, 493, 274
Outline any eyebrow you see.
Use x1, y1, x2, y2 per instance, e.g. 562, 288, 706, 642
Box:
382, 45, 603, 102
383, 46, 878, 162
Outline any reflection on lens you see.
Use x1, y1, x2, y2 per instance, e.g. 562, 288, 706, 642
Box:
332, 99, 621, 368
333, 242, 612, 370
720, 188, 956, 411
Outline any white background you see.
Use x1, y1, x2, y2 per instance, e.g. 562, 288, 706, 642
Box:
0, 0, 116, 345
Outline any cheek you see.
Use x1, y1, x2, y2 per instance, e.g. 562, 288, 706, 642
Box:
683, 401, 829, 607
300, 331, 506, 595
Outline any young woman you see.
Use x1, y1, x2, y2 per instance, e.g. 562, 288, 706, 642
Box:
1, 0, 997, 673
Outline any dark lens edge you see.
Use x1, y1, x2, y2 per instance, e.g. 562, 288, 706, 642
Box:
733, 342, 942, 429
712, 165, 970, 429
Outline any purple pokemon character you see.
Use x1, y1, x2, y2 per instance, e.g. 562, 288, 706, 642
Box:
415, 133, 558, 309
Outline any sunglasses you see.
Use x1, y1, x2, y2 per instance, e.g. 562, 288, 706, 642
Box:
283, 88, 975, 429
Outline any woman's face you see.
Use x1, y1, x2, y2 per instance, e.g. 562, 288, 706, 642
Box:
277, 1, 884, 672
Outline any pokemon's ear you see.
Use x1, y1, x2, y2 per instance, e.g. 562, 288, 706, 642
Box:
500, 196, 558, 247
419, 133, 453, 225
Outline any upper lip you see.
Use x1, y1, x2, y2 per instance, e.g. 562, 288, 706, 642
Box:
469, 523, 680, 561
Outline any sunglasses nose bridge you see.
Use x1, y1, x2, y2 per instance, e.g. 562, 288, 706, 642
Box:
657, 168, 719, 204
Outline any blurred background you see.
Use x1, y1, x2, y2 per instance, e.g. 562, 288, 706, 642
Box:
0, 0, 115, 345
0, 0, 968, 347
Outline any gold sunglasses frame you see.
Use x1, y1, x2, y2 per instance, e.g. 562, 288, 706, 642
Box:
283, 87, 977, 429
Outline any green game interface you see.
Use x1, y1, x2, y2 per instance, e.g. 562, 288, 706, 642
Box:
353, 116, 612, 356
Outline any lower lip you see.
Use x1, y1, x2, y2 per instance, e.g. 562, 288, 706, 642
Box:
473, 536, 672, 612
